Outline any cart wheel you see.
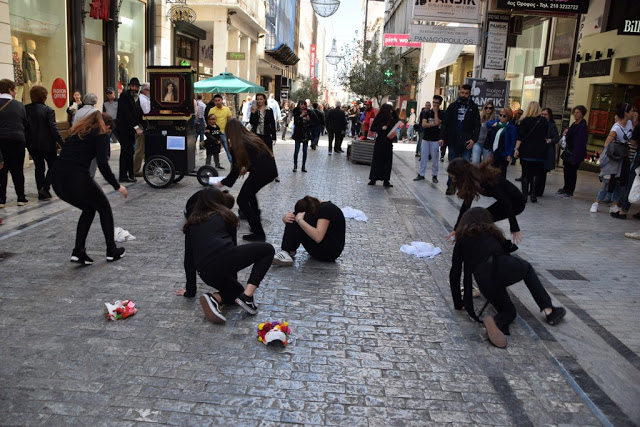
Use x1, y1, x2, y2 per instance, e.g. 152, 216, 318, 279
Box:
143, 155, 175, 188
173, 171, 185, 183
197, 165, 218, 186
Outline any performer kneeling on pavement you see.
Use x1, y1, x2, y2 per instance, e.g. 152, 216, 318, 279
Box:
446, 158, 526, 245
272, 196, 345, 266
215, 119, 277, 242
450, 207, 566, 348
52, 113, 127, 265
176, 187, 275, 320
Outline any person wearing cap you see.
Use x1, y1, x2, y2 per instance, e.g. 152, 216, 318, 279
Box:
116, 78, 144, 182
361, 100, 376, 138
102, 87, 118, 127
133, 82, 151, 176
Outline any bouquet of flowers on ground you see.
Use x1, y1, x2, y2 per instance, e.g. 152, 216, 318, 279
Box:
257, 321, 290, 346
104, 300, 138, 321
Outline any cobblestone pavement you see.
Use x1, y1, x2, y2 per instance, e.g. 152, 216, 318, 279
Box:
0, 136, 637, 426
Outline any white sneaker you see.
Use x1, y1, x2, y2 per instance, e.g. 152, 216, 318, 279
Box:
590, 202, 599, 213
272, 250, 294, 266
625, 231, 640, 240
609, 205, 620, 213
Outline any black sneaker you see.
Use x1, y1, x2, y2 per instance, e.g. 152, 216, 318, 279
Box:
383, 181, 393, 188
235, 293, 258, 315
242, 233, 266, 242
200, 293, 226, 323
17, 198, 28, 206
413, 175, 425, 181
445, 188, 454, 196
70, 248, 94, 265
546, 306, 566, 325
215, 165, 225, 170
106, 246, 126, 262
432, 176, 438, 183
38, 189, 53, 200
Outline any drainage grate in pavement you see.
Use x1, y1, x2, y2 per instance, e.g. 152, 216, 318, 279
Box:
547, 269, 588, 281
0, 252, 14, 261
389, 198, 421, 206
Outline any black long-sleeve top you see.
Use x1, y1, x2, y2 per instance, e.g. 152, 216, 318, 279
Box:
454, 177, 523, 232
57, 130, 120, 190
220, 142, 277, 187
450, 232, 508, 314
25, 102, 64, 152
249, 107, 277, 141
184, 214, 237, 297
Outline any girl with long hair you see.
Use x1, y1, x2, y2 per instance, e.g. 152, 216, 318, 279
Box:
474, 102, 496, 163
249, 93, 280, 182
514, 101, 549, 203
51, 113, 128, 264
272, 195, 346, 266
368, 104, 398, 187
446, 158, 526, 244
292, 100, 310, 172
216, 118, 277, 241
177, 187, 275, 318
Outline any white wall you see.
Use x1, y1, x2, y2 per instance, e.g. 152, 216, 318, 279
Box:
0, 0, 12, 79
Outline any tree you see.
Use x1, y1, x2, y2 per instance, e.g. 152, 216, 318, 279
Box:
337, 43, 422, 107
289, 77, 322, 104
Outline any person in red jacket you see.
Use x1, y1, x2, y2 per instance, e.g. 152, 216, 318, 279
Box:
361, 100, 377, 138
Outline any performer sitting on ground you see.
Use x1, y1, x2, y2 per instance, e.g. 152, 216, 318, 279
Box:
176, 187, 275, 320
446, 158, 526, 245
272, 195, 346, 266
449, 207, 566, 348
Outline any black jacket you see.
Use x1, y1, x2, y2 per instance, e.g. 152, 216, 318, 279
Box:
115, 90, 143, 133
249, 107, 277, 141
25, 102, 64, 152
517, 116, 549, 160
0, 98, 28, 143
439, 99, 480, 150
326, 108, 347, 132
220, 142, 277, 188
292, 107, 310, 141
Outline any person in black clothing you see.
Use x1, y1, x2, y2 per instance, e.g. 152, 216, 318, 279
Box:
309, 103, 323, 150
0, 79, 29, 208
368, 104, 397, 187
272, 196, 346, 266
202, 114, 223, 169
115, 78, 143, 182
25, 85, 64, 201
538, 107, 560, 196
176, 187, 274, 319
326, 102, 347, 154
292, 100, 310, 172
438, 84, 481, 195
249, 93, 279, 182
216, 119, 277, 241
446, 158, 526, 244
450, 207, 566, 348
514, 101, 549, 203
52, 113, 128, 265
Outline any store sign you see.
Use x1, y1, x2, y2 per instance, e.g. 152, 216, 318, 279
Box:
226, 52, 245, 60
89, 0, 110, 21
619, 20, 640, 36
578, 59, 611, 78
465, 78, 510, 109
483, 14, 509, 71
383, 34, 421, 48
496, 0, 588, 14
409, 24, 480, 45
413, 0, 480, 24
622, 55, 640, 73
51, 78, 67, 109
309, 44, 316, 78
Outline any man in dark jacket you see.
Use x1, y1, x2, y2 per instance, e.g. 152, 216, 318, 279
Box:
0, 78, 29, 207
326, 101, 347, 154
116, 78, 144, 182
438, 84, 481, 194
309, 103, 324, 150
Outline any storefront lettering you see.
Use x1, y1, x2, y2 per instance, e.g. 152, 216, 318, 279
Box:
51, 78, 67, 109
419, 0, 476, 4
497, 0, 588, 13
90, 0, 110, 21
623, 20, 640, 34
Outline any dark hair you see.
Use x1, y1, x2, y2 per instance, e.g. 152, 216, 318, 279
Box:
0, 79, 16, 94
433, 95, 443, 103
312, 102, 318, 109
297, 100, 306, 106
454, 207, 506, 244
29, 85, 48, 103
224, 118, 272, 175
162, 79, 176, 101
461, 84, 472, 91
294, 195, 322, 216
572, 105, 587, 116
542, 108, 555, 124
447, 158, 500, 202
372, 104, 395, 128
197, 94, 202, 100
213, 94, 223, 100
615, 102, 632, 119
183, 187, 237, 233
102, 113, 114, 130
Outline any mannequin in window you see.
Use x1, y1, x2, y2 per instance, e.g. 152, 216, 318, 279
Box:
11, 36, 26, 103
22, 40, 42, 86
118, 55, 129, 87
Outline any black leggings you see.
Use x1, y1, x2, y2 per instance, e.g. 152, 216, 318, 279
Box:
238, 173, 274, 236
474, 256, 552, 333
199, 243, 275, 304
30, 149, 57, 191
0, 139, 26, 200
487, 197, 525, 225
281, 213, 342, 261
52, 168, 116, 251
258, 134, 279, 177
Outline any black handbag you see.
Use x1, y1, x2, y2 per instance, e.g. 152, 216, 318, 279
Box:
609, 124, 631, 161
561, 148, 573, 163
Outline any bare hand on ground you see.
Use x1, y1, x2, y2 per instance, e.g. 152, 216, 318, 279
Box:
175, 288, 187, 296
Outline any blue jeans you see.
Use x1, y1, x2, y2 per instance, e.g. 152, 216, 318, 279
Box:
472, 142, 484, 163
196, 118, 206, 143
419, 140, 440, 177
407, 126, 415, 141
446, 145, 472, 189
294, 139, 308, 168
596, 178, 622, 203
311, 126, 322, 148
220, 133, 232, 163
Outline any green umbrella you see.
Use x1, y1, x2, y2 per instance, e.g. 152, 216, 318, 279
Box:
194, 72, 265, 94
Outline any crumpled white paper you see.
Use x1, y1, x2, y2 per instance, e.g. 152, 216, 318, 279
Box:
341, 206, 368, 222
114, 227, 136, 243
208, 176, 226, 185
400, 241, 442, 258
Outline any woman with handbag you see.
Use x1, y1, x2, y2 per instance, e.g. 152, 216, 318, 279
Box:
368, 104, 398, 187
514, 101, 549, 203
557, 105, 588, 198
590, 103, 634, 217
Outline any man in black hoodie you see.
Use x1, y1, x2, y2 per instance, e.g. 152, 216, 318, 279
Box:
438, 84, 480, 195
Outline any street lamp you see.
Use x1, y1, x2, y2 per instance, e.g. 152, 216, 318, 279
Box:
310, 0, 340, 18
325, 39, 341, 66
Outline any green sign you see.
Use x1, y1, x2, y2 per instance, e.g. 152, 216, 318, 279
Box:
226, 52, 246, 60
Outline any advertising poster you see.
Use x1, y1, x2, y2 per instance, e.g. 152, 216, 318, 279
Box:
484, 14, 509, 70
465, 78, 510, 109
413, 0, 480, 24
409, 24, 480, 45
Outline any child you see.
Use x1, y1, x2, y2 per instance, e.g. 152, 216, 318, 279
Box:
449, 207, 566, 348
203, 114, 224, 170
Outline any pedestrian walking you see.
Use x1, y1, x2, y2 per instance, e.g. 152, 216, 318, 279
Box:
292, 100, 311, 172
326, 101, 347, 155
309, 103, 324, 150
272, 196, 346, 266
216, 119, 277, 242
195, 94, 206, 147
248, 93, 279, 182
514, 101, 549, 203
416, 101, 431, 158
133, 82, 151, 176
115, 78, 143, 182
280, 102, 293, 140
449, 207, 566, 348
25, 85, 64, 201
51, 113, 127, 264
0, 79, 28, 208
538, 107, 560, 196
207, 94, 233, 163
177, 187, 275, 319
414, 96, 443, 183
368, 104, 396, 187
485, 107, 517, 178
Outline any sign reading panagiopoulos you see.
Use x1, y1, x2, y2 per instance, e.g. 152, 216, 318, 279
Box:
496, 0, 589, 14
409, 24, 480, 45
414, 0, 480, 24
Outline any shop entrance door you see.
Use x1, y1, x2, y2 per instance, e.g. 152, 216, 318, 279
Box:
85, 42, 105, 112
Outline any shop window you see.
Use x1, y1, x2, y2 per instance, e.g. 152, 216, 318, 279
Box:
176, 34, 198, 65
8, 0, 69, 122
548, 18, 575, 64
117, 0, 146, 91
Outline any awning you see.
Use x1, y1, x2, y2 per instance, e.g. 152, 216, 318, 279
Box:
425, 44, 464, 73
265, 43, 300, 66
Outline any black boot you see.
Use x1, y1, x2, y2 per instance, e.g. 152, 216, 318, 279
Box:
521, 176, 530, 203
530, 176, 538, 203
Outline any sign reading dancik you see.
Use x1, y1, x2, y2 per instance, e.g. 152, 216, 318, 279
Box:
409, 24, 480, 45
465, 78, 510, 109
51, 78, 67, 109
383, 34, 421, 48
309, 44, 316, 79
413, 0, 480, 24
496, 0, 588, 14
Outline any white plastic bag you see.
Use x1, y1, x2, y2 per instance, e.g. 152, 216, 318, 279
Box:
559, 135, 566, 149
628, 166, 640, 204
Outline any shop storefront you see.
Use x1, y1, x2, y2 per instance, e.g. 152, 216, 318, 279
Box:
117, 0, 147, 92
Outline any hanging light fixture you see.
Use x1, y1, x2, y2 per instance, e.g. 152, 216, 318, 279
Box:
310, 0, 340, 18
325, 39, 341, 65
166, 0, 197, 24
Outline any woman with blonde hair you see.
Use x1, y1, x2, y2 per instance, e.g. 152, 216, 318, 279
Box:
514, 101, 549, 203
52, 113, 128, 264
215, 118, 277, 241
474, 102, 496, 163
